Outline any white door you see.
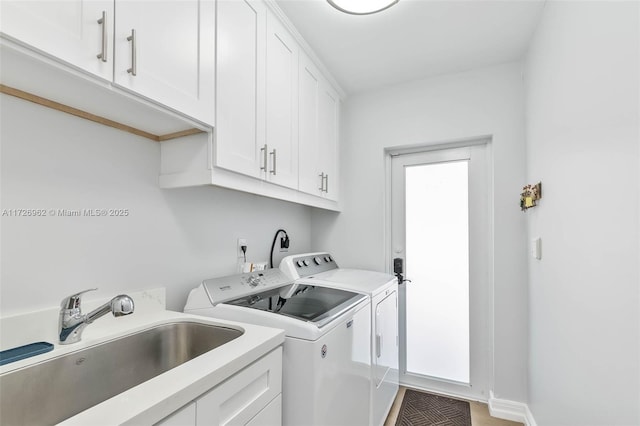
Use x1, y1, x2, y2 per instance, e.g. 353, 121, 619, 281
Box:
1, 0, 114, 81
215, 0, 266, 178
265, 9, 298, 189
390, 144, 492, 400
114, 0, 215, 125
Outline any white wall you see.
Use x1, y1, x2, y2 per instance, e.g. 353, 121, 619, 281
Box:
311, 62, 529, 402
524, 2, 639, 425
0, 94, 311, 316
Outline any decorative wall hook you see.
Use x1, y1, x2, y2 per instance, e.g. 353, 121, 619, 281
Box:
520, 182, 542, 211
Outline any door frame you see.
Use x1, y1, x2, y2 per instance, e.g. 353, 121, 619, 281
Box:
383, 135, 495, 402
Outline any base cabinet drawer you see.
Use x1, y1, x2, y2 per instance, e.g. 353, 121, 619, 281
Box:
154, 347, 282, 426
197, 347, 282, 426
246, 394, 281, 426
155, 402, 197, 426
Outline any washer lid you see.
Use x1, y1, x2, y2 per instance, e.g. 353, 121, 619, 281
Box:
225, 284, 367, 328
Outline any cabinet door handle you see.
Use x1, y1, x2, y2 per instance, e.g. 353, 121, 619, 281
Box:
126, 29, 137, 76
324, 174, 329, 193
97, 11, 107, 62
260, 144, 268, 171
270, 149, 277, 175
318, 172, 325, 191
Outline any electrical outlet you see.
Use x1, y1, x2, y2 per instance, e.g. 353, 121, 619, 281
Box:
237, 238, 247, 258
279, 235, 289, 252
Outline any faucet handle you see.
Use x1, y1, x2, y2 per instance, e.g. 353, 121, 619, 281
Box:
61, 288, 98, 310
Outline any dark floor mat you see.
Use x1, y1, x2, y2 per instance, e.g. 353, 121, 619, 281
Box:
395, 389, 472, 426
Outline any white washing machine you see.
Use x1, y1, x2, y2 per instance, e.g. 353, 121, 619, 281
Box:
184, 268, 372, 426
280, 253, 399, 426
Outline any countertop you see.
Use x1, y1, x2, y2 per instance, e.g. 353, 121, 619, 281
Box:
0, 288, 285, 425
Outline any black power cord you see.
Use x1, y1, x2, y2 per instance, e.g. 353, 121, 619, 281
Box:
269, 229, 289, 268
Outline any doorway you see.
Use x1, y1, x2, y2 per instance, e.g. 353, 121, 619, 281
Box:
389, 143, 492, 400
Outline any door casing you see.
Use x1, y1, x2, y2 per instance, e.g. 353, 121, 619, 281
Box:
384, 136, 494, 402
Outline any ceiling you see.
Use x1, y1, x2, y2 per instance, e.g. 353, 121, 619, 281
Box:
276, 0, 546, 94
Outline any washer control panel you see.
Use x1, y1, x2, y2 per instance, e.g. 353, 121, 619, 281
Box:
203, 268, 293, 304
280, 252, 338, 279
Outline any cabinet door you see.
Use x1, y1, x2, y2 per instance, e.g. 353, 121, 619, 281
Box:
298, 53, 322, 196
215, 0, 266, 178
1, 0, 113, 81
265, 10, 298, 190
196, 347, 282, 426
113, 0, 215, 125
318, 83, 339, 201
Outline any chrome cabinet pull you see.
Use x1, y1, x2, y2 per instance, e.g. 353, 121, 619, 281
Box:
270, 148, 277, 175
126, 29, 137, 76
97, 11, 107, 62
260, 144, 268, 171
324, 174, 329, 193
318, 172, 325, 191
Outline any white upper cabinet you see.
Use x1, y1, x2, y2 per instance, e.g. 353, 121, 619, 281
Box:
1, 0, 215, 127
0, 0, 114, 81
114, 0, 215, 125
265, 9, 299, 190
215, 0, 266, 178
298, 52, 321, 196
299, 52, 339, 200
318, 83, 339, 201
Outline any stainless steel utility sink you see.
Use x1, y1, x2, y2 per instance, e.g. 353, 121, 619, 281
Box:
0, 321, 243, 425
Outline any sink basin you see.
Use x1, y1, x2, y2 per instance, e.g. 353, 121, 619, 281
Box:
0, 321, 243, 425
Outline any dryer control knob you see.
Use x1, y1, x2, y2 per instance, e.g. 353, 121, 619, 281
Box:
314, 256, 321, 265
303, 259, 310, 266
296, 260, 304, 268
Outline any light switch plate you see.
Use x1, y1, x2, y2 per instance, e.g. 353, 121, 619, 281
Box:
532, 237, 542, 260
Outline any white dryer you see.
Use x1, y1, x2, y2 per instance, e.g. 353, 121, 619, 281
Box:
184, 268, 372, 426
280, 253, 399, 426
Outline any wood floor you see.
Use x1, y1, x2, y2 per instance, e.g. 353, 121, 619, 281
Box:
384, 386, 523, 426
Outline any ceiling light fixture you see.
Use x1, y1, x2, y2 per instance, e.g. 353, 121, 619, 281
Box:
327, 0, 399, 15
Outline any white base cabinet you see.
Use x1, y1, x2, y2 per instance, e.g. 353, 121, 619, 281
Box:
155, 347, 283, 426
155, 402, 197, 426
246, 395, 281, 426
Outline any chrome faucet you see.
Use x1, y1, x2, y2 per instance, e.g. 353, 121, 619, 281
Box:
59, 289, 135, 344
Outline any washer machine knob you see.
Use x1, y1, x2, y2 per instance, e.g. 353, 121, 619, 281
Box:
303, 259, 310, 266
314, 256, 321, 265
296, 260, 304, 268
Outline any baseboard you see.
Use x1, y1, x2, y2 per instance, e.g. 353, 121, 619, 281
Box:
488, 391, 537, 426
